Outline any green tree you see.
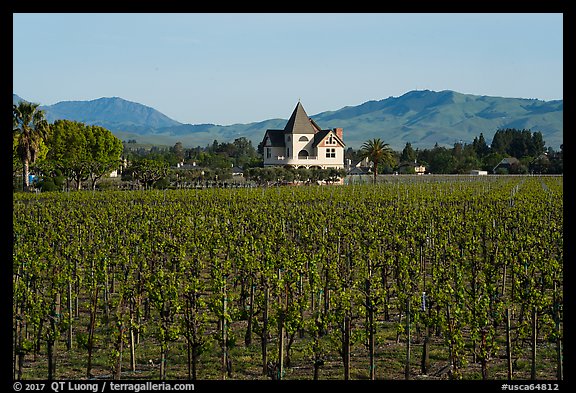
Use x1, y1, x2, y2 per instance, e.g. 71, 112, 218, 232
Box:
124, 159, 169, 189
171, 142, 185, 163
232, 137, 258, 167
47, 120, 89, 190
428, 145, 455, 174
481, 152, 505, 173
86, 125, 124, 190
530, 131, 546, 157
472, 133, 490, 158
358, 138, 394, 183
13, 101, 50, 191
452, 143, 480, 174
296, 167, 311, 183
400, 142, 417, 163
490, 128, 546, 159
47, 120, 122, 190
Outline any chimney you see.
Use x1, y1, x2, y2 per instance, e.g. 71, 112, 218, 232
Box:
334, 127, 343, 141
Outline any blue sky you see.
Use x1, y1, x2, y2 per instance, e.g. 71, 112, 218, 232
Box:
13, 13, 563, 126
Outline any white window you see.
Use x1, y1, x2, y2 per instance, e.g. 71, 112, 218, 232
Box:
326, 148, 336, 158
299, 136, 309, 142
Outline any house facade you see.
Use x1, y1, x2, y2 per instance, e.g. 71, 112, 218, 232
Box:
261, 101, 345, 169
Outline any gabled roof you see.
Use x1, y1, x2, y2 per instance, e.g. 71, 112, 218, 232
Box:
499, 157, 520, 165
353, 157, 371, 168
283, 101, 317, 135
493, 157, 520, 173
263, 129, 286, 147
312, 129, 345, 148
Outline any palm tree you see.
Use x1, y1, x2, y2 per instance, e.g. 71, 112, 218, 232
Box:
358, 138, 394, 183
13, 101, 50, 191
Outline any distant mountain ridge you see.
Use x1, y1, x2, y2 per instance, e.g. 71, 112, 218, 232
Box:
13, 90, 563, 150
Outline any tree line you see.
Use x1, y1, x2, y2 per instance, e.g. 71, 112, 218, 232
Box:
14, 101, 563, 193
347, 131, 562, 178
13, 102, 123, 192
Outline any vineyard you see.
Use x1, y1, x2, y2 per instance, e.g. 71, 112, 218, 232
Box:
12, 175, 563, 381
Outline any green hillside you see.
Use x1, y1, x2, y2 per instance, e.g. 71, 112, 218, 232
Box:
13, 90, 563, 151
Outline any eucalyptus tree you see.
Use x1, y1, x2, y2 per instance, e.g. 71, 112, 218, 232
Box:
13, 101, 50, 190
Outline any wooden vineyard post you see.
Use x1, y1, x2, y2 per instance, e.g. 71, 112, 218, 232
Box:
421, 291, 430, 375
277, 269, 285, 380
48, 292, 61, 380
506, 308, 513, 380
554, 280, 563, 381
405, 298, 411, 380
531, 307, 537, 380
67, 280, 73, 351
245, 279, 255, 347
343, 313, 351, 380
222, 276, 228, 380
261, 279, 269, 377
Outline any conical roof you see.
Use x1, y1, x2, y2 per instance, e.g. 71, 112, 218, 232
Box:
283, 101, 316, 134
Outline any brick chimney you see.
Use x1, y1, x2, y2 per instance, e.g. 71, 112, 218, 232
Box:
333, 127, 343, 141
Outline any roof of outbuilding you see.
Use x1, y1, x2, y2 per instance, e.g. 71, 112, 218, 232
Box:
500, 157, 520, 165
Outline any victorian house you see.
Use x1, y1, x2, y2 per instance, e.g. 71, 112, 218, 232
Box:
261, 101, 345, 169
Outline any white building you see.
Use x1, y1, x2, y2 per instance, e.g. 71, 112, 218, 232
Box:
470, 169, 488, 175
261, 101, 345, 169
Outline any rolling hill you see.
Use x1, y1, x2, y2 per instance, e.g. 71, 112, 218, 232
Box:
13, 90, 563, 151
